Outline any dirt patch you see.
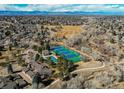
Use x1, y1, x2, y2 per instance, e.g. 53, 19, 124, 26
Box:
0, 66, 8, 76
55, 26, 83, 38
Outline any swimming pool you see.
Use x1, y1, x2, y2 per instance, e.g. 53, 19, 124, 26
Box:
50, 56, 58, 63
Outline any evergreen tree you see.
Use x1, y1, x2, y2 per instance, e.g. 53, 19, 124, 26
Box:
32, 45, 38, 51
63, 59, 69, 78
57, 56, 64, 71
39, 56, 45, 63
46, 42, 51, 54
7, 63, 13, 74
0, 46, 4, 51
32, 73, 40, 89
9, 44, 12, 51
67, 60, 74, 72
0, 52, 2, 56
38, 47, 43, 54
35, 53, 40, 61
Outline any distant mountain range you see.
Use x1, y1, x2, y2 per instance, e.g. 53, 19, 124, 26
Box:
0, 11, 124, 16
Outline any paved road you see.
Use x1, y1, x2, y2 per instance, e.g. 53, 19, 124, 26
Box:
71, 61, 105, 74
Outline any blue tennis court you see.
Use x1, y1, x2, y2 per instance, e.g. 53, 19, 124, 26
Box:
64, 54, 80, 59
51, 46, 64, 50
51, 45, 84, 63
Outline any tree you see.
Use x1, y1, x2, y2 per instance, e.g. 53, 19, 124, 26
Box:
32, 72, 41, 89
57, 56, 71, 79
57, 56, 64, 70
38, 47, 43, 54
46, 42, 51, 54
7, 63, 13, 75
67, 60, 74, 72
5, 31, 11, 36
39, 56, 45, 63
46, 57, 53, 67
0, 46, 4, 51
17, 55, 25, 66
0, 52, 2, 56
35, 53, 40, 61
8, 44, 12, 51
110, 38, 115, 44
62, 60, 70, 79
32, 45, 38, 51
14, 80, 20, 89
13, 41, 18, 47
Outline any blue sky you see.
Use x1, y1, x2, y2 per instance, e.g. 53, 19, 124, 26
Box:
0, 4, 124, 12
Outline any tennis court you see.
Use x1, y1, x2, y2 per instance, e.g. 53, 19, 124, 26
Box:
51, 45, 85, 63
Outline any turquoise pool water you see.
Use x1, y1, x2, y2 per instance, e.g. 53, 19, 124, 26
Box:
50, 56, 58, 63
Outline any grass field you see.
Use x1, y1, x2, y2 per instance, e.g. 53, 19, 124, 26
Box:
55, 26, 82, 38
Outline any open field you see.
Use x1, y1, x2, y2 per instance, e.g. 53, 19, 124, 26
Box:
55, 26, 83, 38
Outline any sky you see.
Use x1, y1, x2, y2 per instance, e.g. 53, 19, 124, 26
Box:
0, 4, 124, 13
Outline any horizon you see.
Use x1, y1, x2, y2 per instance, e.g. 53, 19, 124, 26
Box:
0, 11, 124, 16
0, 4, 124, 15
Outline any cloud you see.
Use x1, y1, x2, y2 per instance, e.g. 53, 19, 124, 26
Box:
0, 4, 124, 12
